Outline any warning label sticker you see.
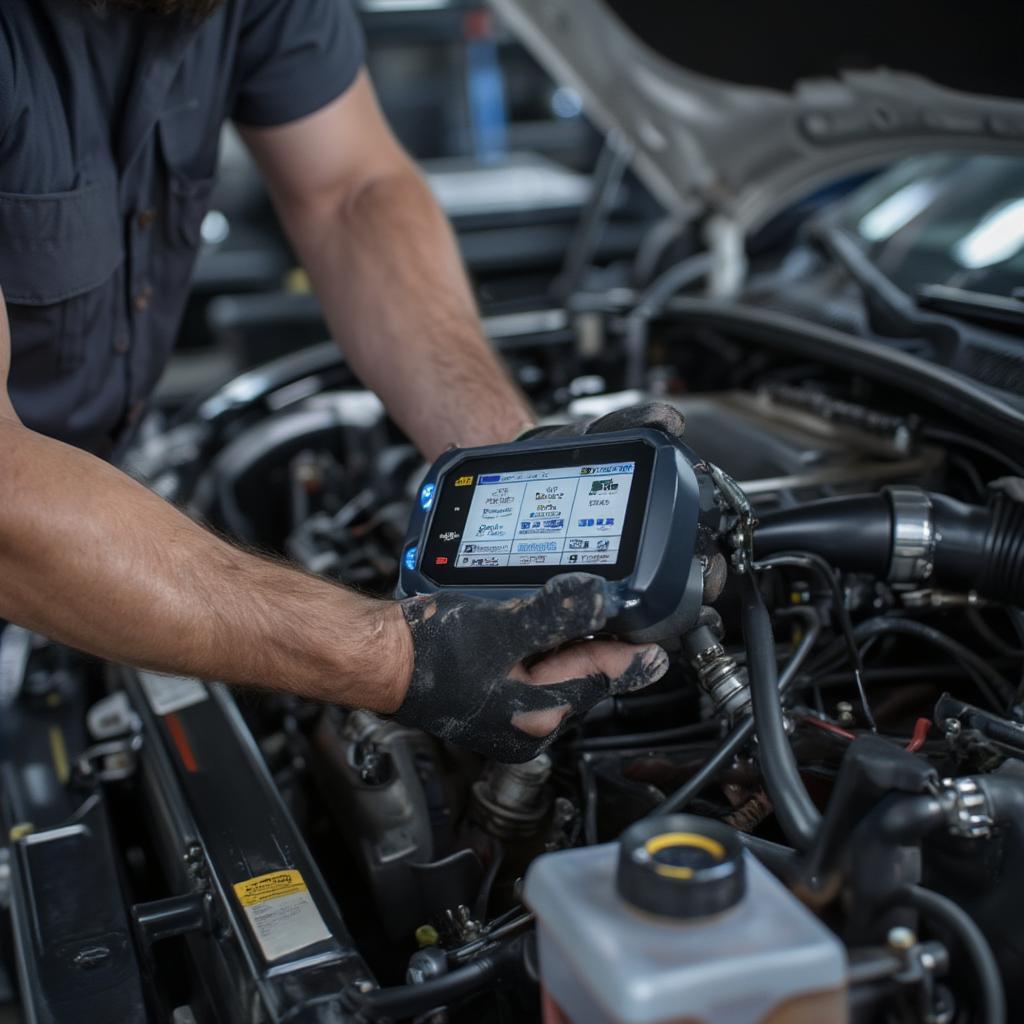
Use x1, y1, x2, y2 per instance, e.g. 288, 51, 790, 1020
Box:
233, 870, 331, 962
138, 672, 208, 716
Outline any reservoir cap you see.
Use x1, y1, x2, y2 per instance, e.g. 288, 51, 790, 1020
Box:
617, 815, 745, 918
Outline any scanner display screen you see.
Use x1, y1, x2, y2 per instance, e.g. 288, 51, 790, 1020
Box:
420, 440, 653, 586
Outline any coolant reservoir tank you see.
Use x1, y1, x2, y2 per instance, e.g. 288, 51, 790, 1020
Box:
524, 815, 847, 1024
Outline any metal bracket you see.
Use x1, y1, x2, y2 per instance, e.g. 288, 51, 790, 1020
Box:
708, 462, 757, 573
75, 733, 144, 785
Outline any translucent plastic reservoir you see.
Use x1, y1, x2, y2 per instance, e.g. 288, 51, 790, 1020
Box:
525, 841, 848, 1024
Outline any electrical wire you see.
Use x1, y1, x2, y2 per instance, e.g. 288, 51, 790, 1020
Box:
573, 720, 721, 752
815, 617, 1015, 712
653, 717, 755, 816
920, 427, 1024, 479
898, 885, 1006, 1024
967, 608, 1024, 659
797, 714, 856, 742
754, 552, 877, 731
651, 605, 822, 818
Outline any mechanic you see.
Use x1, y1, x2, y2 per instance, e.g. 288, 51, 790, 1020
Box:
0, 0, 670, 762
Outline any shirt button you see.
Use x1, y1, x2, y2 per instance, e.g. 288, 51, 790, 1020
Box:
113, 334, 130, 354
134, 286, 153, 313
137, 208, 158, 230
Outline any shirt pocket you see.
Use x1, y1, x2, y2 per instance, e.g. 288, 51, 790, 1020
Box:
0, 182, 123, 373
163, 172, 216, 250
158, 112, 217, 251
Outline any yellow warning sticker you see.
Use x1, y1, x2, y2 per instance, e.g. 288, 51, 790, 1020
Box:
454, 475, 474, 487
233, 870, 331, 961
233, 870, 308, 907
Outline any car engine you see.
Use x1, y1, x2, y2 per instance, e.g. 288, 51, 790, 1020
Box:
4, 297, 1024, 1024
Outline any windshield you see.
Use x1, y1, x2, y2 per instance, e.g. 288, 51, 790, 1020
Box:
840, 155, 1024, 299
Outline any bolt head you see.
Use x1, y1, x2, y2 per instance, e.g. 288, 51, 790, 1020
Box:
887, 926, 917, 951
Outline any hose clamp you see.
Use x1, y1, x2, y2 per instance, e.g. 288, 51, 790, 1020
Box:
939, 777, 993, 839
884, 487, 935, 584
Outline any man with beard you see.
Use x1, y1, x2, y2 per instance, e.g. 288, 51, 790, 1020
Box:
0, 0, 669, 760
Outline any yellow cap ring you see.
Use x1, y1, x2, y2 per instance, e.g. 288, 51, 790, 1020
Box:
643, 831, 727, 880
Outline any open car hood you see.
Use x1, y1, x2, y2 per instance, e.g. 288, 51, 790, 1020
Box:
491, 0, 1024, 234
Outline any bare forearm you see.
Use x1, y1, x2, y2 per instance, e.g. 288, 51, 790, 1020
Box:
0, 420, 411, 710
285, 168, 534, 458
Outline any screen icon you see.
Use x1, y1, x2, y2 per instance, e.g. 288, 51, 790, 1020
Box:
455, 475, 475, 487
434, 556, 449, 566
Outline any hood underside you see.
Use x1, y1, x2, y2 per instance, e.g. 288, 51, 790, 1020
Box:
491, 0, 1024, 233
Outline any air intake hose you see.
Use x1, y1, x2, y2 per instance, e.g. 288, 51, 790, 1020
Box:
753, 483, 1024, 605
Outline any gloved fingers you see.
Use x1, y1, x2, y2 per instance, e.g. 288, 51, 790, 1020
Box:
511, 703, 573, 739
586, 401, 686, 439
533, 644, 669, 703
504, 641, 669, 735
515, 638, 657, 686
608, 644, 670, 694
516, 421, 585, 441
505, 573, 620, 660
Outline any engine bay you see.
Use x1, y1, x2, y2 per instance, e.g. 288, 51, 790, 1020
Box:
4, 299, 1024, 1024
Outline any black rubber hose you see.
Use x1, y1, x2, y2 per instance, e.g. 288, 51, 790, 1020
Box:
754, 494, 892, 576
976, 773, 1024, 822
899, 885, 1006, 1024
931, 493, 1024, 607
352, 940, 519, 1020
754, 490, 1024, 607
741, 575, 822, 850
654, 607, 821, 815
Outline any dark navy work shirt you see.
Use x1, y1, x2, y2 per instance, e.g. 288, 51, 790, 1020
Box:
0, 0, 364, 458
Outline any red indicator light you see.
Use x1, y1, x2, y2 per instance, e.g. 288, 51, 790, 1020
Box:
435, 556, 449, 565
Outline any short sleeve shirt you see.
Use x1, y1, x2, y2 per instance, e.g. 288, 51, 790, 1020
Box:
0, 0, 364, 457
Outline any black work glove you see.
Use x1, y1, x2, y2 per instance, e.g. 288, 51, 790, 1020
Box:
394, 573, 669, 762
519, 400, 686, 442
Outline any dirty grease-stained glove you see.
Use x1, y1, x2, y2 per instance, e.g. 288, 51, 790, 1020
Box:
393, 573, 670, 763
519, 400, 687, 442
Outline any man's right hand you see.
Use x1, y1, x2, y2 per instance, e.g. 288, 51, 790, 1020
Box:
389, 573, 669, 762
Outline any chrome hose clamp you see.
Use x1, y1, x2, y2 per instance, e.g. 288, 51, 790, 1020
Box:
940, 777, 993, 839
884, 486, 935, 584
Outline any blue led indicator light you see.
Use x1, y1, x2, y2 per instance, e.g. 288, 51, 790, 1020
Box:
404, 546, 418, 571
419, 483, 436, 510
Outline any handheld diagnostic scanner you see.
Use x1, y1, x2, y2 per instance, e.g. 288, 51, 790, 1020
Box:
397, 428, 722, 641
